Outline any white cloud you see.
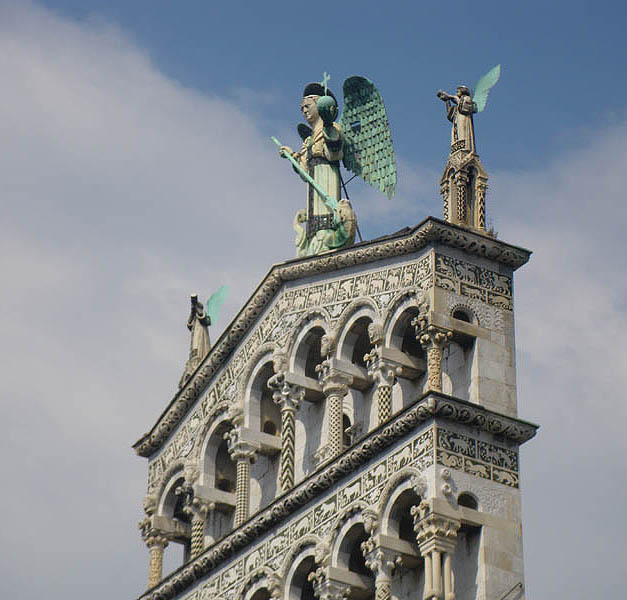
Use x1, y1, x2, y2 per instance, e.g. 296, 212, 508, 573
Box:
1, 2, 625, 600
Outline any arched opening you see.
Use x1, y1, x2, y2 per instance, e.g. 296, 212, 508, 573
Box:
250, 590, 272, 600
457, 492, 478, 510
452, 308, 472, 323
342, 413, 352, 449
388, 488, 421, 543
341, 316, 373, 369
390, 307, 425, 361
215, 437, 236, 492
288, 555, 317, 600
338, 523, 372, 577
255, 363, 280, 436
295, 326, 325, 379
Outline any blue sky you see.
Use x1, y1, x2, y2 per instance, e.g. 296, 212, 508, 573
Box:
1, 2, 626, 600
34, 0, 627, 173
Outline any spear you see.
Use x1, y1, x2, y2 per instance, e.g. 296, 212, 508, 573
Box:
271, 136, 339, 212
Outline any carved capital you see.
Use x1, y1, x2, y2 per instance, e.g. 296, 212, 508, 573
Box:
418, 326, 453, 350
140, 523, 169, 550
268, 371, 304, 413
309, 568, 351, 600
316, 359, 352, 396
361, 538, 398, 582
411, 501, 460, 555
365, 353, 400, 388
225, 428, 257, 463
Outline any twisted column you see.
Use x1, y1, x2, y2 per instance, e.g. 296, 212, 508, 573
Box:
411, 502, 461, 600
316, 360, 352, 459
187, 498, 213, 558
143, 530, 169, 588
225, 428, 257, 527
362, 538, 398, 600
476, 181, 488, 230
268, 372, 304, 492
416, 326, 453, 392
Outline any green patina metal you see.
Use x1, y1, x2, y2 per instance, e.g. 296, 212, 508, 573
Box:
339, 76, 397, 199
271, 136, 339, 213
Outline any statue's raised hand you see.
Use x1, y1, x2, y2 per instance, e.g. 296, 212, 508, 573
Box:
317, 95, 338, 127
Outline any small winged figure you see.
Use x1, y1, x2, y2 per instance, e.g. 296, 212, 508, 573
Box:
437, 65, 501, 155
275, 74, 397, 257
179, 286, 228, 388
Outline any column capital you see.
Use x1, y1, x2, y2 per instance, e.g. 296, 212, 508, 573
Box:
411, 501, 461, 556
365, 350, 400, 388
225, 428, 257, 463
139, 520, 169, 550
417, 325, 453, 350
316, 359, 353, 396
361, 537, 399, 582
308, 567, 351, 600
268, 371, 304, 412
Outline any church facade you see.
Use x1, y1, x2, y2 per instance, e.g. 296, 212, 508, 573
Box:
133, 214, 536, 600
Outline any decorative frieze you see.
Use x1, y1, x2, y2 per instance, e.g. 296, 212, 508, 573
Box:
436, 427, 519, 488
435, 254, 513, 310
137, 393, 536, 600
135, 219, 530, 464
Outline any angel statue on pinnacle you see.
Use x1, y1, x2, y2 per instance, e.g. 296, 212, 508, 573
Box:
179, 286, 228, 389
436, 65, 501, 232
437, 64, 501, 156
273, 73, 397, 257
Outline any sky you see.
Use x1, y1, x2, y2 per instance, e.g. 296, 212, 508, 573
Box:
1, 1, 626, 598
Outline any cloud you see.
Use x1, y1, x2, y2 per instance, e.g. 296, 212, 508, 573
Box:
1, 2, 625, 600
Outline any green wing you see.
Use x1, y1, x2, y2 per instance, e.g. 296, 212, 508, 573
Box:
473, 64, 501, 113
339, 76, 397, 199
206, 285, 228, 324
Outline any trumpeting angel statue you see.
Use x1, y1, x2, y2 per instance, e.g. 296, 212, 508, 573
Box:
437, 64, 501, 156
273, 73, 397, 257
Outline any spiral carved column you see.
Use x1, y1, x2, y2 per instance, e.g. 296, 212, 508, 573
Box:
411, 501, 460, 600
144, 531, 168, 589
476, 181, 488, 230
269, 371, 304, 492
225, 429, 257, 528
417, 326, 453, 392
316, 360, 352, 459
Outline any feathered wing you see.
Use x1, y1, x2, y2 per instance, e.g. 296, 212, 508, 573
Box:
473, 64, 501, 113
206, 285, 228, 324
339, 76, 397, 199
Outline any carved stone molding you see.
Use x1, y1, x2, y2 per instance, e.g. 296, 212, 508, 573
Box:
134, 392, 536, 600
134, 218, 530, 459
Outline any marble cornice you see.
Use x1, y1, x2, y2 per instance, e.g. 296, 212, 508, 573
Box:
134, 391, 537, 600
133, 217, 532, 458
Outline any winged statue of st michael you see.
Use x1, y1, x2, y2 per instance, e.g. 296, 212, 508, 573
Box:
273, 74, 397, 258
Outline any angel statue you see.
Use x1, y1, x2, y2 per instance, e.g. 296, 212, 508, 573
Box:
273, 74, 397, 257
436, 65, 501, 233
437, 65, 501, 155
179, 286, 228, 388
